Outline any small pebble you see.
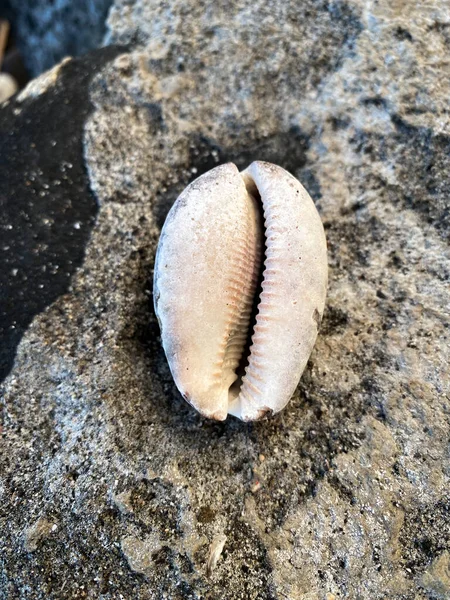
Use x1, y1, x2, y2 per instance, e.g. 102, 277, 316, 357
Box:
0, 73, 18, 103
250, 480, 261, 493
206, 534, 227, 576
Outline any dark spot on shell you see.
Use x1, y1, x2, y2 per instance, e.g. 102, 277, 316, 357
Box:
254, 407, 274, 421
313, 308, 322, 330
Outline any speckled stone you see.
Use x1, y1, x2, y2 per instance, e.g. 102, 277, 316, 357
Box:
0, 1, 449, 598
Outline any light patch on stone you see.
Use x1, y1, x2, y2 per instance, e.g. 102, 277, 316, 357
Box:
206, 534, 227, 577
23, 517, 57, 552
121, 534, 162, 575
113, 490, 134, 514
17, 57, 72, 103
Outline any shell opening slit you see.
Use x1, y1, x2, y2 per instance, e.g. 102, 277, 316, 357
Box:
153, 161, 328, 422
226, 176, 266, 416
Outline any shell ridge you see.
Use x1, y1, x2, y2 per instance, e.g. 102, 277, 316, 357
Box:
237, 169, 294, 416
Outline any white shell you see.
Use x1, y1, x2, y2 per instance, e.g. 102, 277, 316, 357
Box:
154, 161, 328, 421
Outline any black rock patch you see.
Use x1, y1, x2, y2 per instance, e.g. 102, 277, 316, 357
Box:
0, 45, 127, 383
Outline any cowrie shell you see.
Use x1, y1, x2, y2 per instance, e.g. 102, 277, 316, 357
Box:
154, 161, 328, 421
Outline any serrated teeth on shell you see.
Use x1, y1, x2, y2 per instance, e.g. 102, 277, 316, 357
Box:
153, 161, 328, 422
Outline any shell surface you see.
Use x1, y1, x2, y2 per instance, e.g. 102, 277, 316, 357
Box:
153, 161, 328, 421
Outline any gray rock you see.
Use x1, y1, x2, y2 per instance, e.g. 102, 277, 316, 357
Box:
1, 0, 449, 599
422, 551, 450, 599
6, 0, 114, 77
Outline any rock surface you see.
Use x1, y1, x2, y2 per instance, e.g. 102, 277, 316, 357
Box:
1, 1, 449, 599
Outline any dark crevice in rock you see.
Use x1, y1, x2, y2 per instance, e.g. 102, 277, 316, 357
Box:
400, 499, 450, 574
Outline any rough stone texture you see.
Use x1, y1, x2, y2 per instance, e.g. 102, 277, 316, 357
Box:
4, 0, 114, 77
23, 518, 58, 553
1, 1, 449, 599
421, 551, 450, 599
